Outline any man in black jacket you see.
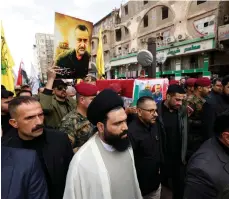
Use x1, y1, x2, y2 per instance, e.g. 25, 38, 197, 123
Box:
157, 84, 187, 199
1, 146, 49, 199
202, 75, 229, 138
184, 110, 229, 199
1, 96, 73, 199
209, 78, 222, 101
128, 96, 166, 199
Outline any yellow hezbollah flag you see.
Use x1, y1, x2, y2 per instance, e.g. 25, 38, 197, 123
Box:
1, 21, 15, 92
96, 28, 105, 79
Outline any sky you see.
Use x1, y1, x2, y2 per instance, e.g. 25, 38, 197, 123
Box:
0, 0, 124, 76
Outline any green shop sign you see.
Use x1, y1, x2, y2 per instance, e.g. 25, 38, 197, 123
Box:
167, 44, 201, 56
184, 44, 200, 53
167, 49, 180, 55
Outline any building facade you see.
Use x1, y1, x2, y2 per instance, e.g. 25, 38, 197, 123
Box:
92, 0, 229, 79
34, 33, 54, 82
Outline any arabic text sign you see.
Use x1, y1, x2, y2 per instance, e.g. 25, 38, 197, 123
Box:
156, 39, 214, 61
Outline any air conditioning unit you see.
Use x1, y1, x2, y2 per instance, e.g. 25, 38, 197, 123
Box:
156, 32, 163, 38
141, 38, 146, 43
166, 36, 175, 44
224, 15, 229, 23
177, 34, 186, 41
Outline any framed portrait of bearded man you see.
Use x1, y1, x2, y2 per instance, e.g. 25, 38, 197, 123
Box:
54, 12, 93, 79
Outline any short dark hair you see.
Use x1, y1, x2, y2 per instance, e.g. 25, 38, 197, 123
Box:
21, 85, 30, 90
167, 84, 186, 96
75, 24, 88, 32
222, 75, 229, 87
214, 109, 229, 137
212, 78, 222, 85
17, 90, 32, 97
137, 96, 154, 108
9, 96, 39, 118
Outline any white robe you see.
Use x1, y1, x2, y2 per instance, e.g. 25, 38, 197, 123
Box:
63, 134, 143, 199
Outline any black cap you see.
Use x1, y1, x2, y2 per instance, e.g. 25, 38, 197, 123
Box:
52, 79, 67, 89
167, 84, 186, 94
87, 89, 124, 125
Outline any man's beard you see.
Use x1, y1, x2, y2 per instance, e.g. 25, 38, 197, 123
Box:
104, 129, 130, 152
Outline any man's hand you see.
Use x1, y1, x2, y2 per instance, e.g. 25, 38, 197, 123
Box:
47, 63, 62, 80
45, 63, 62, 90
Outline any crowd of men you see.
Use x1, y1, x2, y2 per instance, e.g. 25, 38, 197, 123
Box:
1, 64, 229, 199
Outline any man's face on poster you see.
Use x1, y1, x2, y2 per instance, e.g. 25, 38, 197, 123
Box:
75, 28, 89, 56
155, 84, 161, 94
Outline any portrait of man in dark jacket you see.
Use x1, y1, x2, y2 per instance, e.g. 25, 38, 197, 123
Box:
55, 24, 90, 79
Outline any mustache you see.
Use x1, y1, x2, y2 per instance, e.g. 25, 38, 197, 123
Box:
119, 130, 128, 138
32, 124, 44, 132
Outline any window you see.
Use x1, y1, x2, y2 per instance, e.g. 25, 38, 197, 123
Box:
197, 0, 206, 5
124, 5, 128, 15
190, 55, 198, 69
124, 27, 129, 36
143, 15, 148, 27
91, 41, 95, 49
116, 29, 122, 42
204, 22, 208, 27
162, 6, 168, 20
144, 1, 148, 5
103, 35, 107, 44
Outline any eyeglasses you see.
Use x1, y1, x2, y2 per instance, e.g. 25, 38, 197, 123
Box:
140, 108, 157, 114
57, 85, 67, 91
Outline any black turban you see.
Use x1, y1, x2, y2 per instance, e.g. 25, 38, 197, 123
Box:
87, 89, 124, 125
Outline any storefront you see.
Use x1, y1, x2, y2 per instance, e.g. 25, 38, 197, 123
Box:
108, 35, 216, 79
109, 53, 139, 79
156, 34, 215, 79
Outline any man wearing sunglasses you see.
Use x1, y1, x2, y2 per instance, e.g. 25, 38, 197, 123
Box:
40, 65, 75, 128
128, 96, 166, 199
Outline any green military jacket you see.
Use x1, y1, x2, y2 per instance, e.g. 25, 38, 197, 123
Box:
39, 89, 76, 128
59, 109, 94, 152
186, 94, 206, 159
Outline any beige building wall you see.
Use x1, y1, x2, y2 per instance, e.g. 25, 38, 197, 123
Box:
92, 0, 223, 75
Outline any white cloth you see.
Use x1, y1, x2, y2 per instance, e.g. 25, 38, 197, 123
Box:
63, 133, 142, 199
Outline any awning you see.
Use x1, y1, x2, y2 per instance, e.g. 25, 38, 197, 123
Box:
110, 56, 137, 67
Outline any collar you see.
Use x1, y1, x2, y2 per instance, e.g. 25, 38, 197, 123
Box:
100, 138, 115, 152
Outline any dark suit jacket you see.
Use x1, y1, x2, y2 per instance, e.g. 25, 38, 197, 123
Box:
55, 49, 90, 79
1, 147, 49, 199
157, 102, 188, 164
128, 116, 166, 196
184, 138, 229, 199
2, 128, 73, 199
202, 94, 229, 138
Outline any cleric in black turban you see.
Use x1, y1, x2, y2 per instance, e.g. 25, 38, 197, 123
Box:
87, 89, 124, 126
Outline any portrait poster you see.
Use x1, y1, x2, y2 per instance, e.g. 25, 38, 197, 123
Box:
132, 78, 169, 106
54, 12, 93, 79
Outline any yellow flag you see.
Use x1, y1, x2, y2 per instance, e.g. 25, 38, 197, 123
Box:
1, 21, 15, 92
96, 28, 105, 78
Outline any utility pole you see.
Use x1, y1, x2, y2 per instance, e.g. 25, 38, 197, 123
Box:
147, 38, 156, 78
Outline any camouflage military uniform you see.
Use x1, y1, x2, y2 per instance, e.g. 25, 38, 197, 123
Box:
186, 94, 206, 160
59, 109, 94, 152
